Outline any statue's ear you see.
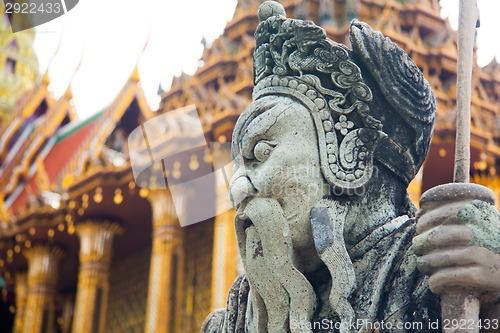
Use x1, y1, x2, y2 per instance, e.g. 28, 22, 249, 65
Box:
349, 20, 435, 125
349, 20, 436, 185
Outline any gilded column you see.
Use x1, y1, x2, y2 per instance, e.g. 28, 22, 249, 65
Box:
22, 245, 64, 333
211, 167, 238, 310
144, 190, 184, 333
71, 221, 122, 333
12, 272, 27, 333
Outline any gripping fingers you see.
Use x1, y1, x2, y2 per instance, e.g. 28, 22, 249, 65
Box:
416, 246, 491, 275
413, 224, 472, 256
428, 265, 492, 295
416, 201, 471, 234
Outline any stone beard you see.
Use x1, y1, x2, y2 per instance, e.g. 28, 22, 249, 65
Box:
201, 2, 500, 332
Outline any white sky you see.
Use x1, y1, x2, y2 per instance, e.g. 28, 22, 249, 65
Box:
24, 0, 500, 119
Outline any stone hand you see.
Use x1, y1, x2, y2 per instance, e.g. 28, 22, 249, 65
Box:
414, 197, 500, 304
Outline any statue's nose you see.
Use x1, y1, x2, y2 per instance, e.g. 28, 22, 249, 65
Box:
229, 172, 256, 210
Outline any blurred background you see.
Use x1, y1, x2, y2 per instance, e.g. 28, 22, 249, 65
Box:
0, 1, 499, 332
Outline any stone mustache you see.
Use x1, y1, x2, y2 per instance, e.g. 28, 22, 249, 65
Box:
202, 2, 500, 332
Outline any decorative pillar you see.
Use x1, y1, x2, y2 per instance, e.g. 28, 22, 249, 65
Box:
71, 221, 122, 333
12, 272, 27, 333
144, 190, 184, 333
211, 168, 238, 310
22, 245, 64, 333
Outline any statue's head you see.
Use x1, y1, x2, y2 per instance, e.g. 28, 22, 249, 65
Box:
231, 1, 436, 208
227, 2, 437, 330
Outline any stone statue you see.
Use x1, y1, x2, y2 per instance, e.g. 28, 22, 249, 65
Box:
202, 2, 500, 332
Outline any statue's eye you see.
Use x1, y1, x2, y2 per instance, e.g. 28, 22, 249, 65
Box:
253, 141, 274, 162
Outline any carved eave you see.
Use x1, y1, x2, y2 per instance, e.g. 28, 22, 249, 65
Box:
0, 87, 74, 197
60, 66, 153, 190
65, 165, 133, 200
0, 71, 54, 163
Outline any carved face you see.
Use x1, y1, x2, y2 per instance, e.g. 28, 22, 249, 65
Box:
230, 95, 328, 252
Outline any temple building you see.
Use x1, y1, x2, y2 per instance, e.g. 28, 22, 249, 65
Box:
0, 11, 39, 127
0, 0, 499, 332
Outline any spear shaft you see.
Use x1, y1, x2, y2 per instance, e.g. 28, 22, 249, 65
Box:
454, 0, 478, 183
442, 1, 480, 332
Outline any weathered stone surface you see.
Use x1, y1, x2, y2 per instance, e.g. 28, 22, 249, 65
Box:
202, 2, 500, 332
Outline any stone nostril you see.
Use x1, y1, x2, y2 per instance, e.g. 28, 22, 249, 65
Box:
229, 176, 256, 208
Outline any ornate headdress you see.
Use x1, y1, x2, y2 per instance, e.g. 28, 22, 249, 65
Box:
248, 1, 435, 194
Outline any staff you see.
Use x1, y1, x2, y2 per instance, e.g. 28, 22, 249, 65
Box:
444, 0, 480, 332
454, 0, 479, 184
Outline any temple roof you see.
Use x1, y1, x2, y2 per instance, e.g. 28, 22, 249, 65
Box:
0, 65, 152, 224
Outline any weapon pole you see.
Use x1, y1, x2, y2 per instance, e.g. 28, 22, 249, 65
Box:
453, 0, 478, 183
442, 1, 481, 332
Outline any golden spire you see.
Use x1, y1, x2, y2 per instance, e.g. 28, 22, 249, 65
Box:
0, 5, 39, 125
131, 64, 141, 82
130, 36, 149, 82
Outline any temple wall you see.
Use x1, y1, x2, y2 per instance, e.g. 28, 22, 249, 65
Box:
181, 221, 214, 333
105, 246, 151, 333
103, 221, 215, 333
